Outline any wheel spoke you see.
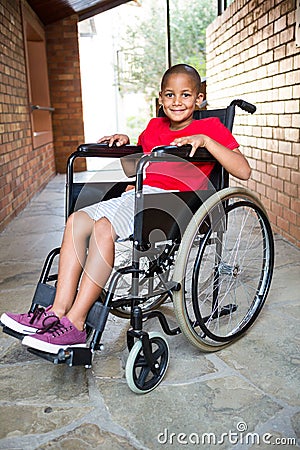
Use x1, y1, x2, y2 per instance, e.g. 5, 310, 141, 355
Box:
136, 365, 152, 386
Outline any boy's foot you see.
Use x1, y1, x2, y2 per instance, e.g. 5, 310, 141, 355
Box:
0, 306, 58, 335
22, 316, 87, 354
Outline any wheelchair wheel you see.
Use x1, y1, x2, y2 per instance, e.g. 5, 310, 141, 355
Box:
173, 187, 274, 351
125, 332, 169, 394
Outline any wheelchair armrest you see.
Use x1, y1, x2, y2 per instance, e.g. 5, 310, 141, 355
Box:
76, 143, 142, 178
151, 145, 216, 162
77, 143, 142, 158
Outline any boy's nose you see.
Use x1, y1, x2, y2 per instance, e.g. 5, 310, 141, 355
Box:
173, 96, 182, 105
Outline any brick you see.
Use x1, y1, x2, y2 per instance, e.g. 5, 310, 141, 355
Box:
284, 180, 297, 196
292, 198, 300, 214
289, 224, 300, 243
271, 202, 283, 217
274, 16, 286, 33
278, 166, 291, 181
284, 99, 300, 113
278, 85, 293, 99
285, 128, 300, 142
272, 176, 284, 190
278, 140, 292, 154
277, 191, 291, 208
287, 9, 296, 26
266, 185, 277, 201
262, 127, 273, 138
261, 150, 272, 163
291, 114, 300, 128
284, 155, 299, 170
286, 70, 300, 85
283, 208, 297, 225
266, 61, 280, 76
256, 182, 266, 196
266, 115, 279, 127
277, 215, 289, 233
291, 170, 300, 185
292, 143, 300, 156
267, 164, 278, 177
273, 128, 285, 140
270, 152, 282, 166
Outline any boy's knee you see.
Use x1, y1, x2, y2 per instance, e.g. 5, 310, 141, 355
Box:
93, 217, 116, 240
66, 211, 94, 237
66, 211, 82, 229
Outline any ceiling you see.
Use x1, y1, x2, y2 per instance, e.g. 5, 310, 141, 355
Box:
27, 0, 133, 25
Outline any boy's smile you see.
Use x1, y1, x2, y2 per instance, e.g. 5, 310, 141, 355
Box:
159, 73, 203, 130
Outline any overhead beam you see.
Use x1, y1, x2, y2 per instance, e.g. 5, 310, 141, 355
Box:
79, 0, 132, 21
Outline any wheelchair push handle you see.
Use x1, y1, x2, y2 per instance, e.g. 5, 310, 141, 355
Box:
230, 99, 256, 114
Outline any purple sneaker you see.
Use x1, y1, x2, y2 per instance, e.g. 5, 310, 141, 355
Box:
0, 306, 58, 335
22, 316, 87, 354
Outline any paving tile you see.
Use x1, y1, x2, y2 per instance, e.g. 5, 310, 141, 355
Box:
35, 423, 135, 450
0, 286, 36, 312
217, 306, 300, 406
0, 231, 63, 263
0, 405, 92, 440
0, 364, 89, 403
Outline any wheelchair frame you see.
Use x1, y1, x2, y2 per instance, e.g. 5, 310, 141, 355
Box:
1, 100, 274, 393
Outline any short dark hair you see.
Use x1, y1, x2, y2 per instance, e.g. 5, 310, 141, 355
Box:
161, 64, 202, 93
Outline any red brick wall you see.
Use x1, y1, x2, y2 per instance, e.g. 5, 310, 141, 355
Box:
46, 15, 86, 173
0, 0, 56, 232
206, 0, 299, 247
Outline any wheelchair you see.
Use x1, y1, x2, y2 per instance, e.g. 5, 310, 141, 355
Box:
1, 99, 274, 394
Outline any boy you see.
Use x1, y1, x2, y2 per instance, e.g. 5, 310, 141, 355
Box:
1, 64, 250, 352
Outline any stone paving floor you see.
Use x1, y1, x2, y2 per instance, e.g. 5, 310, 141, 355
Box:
0, 175, 299, 450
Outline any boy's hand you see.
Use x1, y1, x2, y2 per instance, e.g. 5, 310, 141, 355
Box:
97, 134, 130, 147
170, 135, 209, 157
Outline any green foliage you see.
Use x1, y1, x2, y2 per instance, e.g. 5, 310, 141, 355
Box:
126, 114, 148, 144
117, 0, 217, 99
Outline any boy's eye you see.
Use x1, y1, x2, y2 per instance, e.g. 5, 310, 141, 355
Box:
183, 93, 191, 98
165, 92, 174, 98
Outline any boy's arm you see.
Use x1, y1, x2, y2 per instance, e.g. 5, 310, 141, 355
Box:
97, 133, 141, 178
170, 134, 251, 181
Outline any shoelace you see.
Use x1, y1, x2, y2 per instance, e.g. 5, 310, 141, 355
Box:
37, 318, 71, 337
28, 307, 46, 324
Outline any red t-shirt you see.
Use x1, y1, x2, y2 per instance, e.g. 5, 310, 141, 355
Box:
137, 117, 239, 191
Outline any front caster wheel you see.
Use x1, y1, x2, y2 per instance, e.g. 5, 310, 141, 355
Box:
125, 332, 169, 394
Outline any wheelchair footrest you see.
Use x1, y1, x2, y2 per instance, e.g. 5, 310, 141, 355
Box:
27, 346, 93, 367
1, 325, 25, 341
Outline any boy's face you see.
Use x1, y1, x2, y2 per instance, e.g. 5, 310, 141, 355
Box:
159, 73, 203, 130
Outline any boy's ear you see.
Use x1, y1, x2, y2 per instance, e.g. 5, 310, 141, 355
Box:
196, 93, 204, 106
158, 91, 163, 104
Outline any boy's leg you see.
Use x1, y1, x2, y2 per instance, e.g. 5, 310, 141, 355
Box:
66, 217, 117, 331
50, 211, 94, 318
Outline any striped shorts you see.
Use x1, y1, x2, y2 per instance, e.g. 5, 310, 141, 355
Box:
79, 185, 169, 240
